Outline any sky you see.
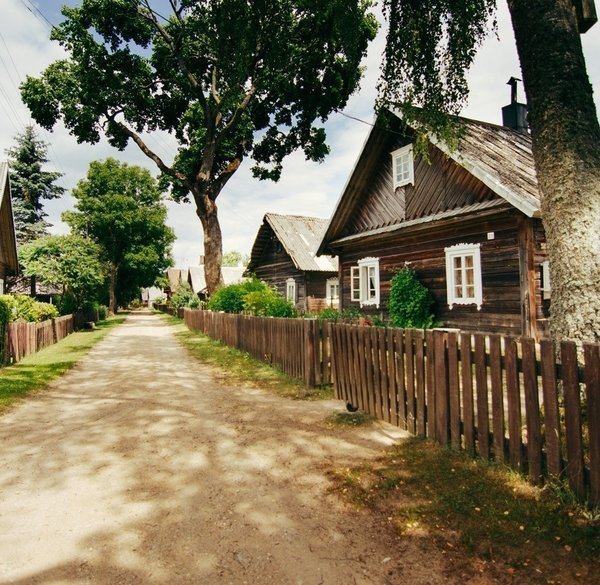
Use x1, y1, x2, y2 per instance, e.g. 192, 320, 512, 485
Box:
1, 1, 600, 268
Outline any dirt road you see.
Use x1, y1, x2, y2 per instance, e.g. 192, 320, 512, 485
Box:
0, 312, 453, 585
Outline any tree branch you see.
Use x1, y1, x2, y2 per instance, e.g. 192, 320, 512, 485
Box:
137, 0, 208, 117
110, 116, 192, 191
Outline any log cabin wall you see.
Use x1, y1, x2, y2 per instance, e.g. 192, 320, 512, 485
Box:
336, 209, 547, 337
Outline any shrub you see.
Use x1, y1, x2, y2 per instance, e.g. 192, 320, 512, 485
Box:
0, 295, 59, 323
0, 295, 15, 325
207, 276, 265, 313
243, 288, 295, 317
97, 305, 109, 320
170, 282, 200, 310
318, 307, 342, 320
29, 302, 59, 322
388, 267, 436, 329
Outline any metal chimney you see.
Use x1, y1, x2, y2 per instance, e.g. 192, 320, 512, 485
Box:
501, 77, 529, 134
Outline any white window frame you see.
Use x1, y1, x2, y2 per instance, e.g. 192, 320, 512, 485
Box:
0, 278, 3, 295
286, 278, 296, 304
541, 260, 551, 300
326, 277, 339, 305
444, 243, 483, 310
391, 144, 414, 189
357, 257, 380, 308
350, 266, 360, 302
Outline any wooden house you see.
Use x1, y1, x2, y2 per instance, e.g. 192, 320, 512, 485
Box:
317, 109, 550, 338
188, 263, 245, 299
245, 213, 339, 312
0, 162, 19, 294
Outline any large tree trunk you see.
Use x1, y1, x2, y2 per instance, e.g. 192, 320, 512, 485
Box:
109, 263, 118, 315
507, 0, 600, 348
197, 200, 224, 296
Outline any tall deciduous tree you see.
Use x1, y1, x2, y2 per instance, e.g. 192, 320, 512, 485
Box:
380, 0, 600, 347
64, 158, 175, 314
18, 234, 106, 313
6, 125, 65, 244
20, 0, 377, 295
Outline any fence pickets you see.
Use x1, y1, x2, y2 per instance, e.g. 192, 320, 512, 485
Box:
179, 309, 600, 506
3, 315, 74, 364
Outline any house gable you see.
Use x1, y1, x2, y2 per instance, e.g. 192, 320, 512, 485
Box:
318, 110, 540, 256
0, 162, 19, 282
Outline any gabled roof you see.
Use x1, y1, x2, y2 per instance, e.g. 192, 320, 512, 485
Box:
317, 109, 540, 255
247, 213, 338, 273
188, 265, 245, 294
0, 161, 19, 276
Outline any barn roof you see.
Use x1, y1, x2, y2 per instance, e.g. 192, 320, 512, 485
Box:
317, 109, 540, 255
247, 213, 338, 273
0, 161, 19, 277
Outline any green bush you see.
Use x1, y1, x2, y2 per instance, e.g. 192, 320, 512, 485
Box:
243, 288, 295, 317
97, 305, 108, 320
29, 302, 59, 322
0, 295, 59, 323
170, 282, 200, 310
0, 295, 15, 325
207, 276, 265, 313
388, 267, 436, 329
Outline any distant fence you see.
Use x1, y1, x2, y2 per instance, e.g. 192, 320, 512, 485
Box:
3, 314, 74, 364
331, 325, 600, 507
183, 309, 333, 386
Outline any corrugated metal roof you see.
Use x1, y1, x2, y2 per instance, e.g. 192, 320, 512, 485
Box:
251, 213, 338, 272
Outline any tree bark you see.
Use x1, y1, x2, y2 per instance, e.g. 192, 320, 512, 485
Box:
507, 0, 600, 347
109, 263, 118, 315
197, 200, 224, 296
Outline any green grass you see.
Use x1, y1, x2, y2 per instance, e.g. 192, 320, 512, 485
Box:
0, 316, 126, 413
325, 410, 377, 427
159, 312, 334, 401
328, 437, 600, 583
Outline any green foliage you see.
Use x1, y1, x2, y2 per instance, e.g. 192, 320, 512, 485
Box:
378, 1, 496, 140
222, 250, 248, 267
97, 305, 108, 321
6, 125, 65, 245
388, 267, 435, 329
317, 307, 362, 322
207, 277, 266, 313
18, 235, 106, 312
64, 158, 175, 312
20, 0, 377, 294
170, 282, 200, 310
243, 288, 295, 318
0, 296, 13, 326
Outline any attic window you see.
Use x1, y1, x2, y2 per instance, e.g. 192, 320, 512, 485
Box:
391, 144, 414, 189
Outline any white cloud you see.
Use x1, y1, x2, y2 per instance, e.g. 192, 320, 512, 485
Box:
2, 0, 599, 268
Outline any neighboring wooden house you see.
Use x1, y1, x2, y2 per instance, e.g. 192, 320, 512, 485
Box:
188, 263, 245, 299
0, 162, 19, 294
317, 108, 550, 338
245, 213, 339, 312
164, 267, 189, 299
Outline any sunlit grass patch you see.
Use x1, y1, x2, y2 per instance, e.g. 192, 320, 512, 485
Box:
161, 313, 333, 401
0, 316, 126, 414
328, 436, 600, 583
325, 411, 376, 427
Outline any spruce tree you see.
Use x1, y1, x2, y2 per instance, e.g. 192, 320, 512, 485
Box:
6, 125, 65, 244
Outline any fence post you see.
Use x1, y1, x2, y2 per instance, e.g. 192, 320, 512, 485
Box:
304, 319, 316, 388
433, 330, 450, 446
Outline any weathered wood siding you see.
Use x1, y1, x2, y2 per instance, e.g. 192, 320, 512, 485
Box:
337, 210, 547, 336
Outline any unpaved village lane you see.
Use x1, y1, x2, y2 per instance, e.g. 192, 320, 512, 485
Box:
0, 312, 451, 585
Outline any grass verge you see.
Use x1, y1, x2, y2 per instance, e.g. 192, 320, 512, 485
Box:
0, 316, 126, 414
159, 313, 333, 400
328, 436, 600, 584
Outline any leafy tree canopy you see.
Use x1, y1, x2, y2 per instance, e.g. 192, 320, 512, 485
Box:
64, 158, 175, 312
6, 125, 65, 244
18, 234, 106, 312
21, 0, 378, 295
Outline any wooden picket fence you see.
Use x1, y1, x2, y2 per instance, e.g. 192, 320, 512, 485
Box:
183, 309, 333, 386
3, 315, 74, 364
330, 325, 600, 507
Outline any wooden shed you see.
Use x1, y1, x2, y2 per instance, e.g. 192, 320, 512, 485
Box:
317, 110, 549, 338
0, 162, 19, 293
245, 213, 339, 312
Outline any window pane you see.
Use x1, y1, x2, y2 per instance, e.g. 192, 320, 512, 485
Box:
466, 285, 475, 298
